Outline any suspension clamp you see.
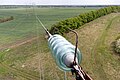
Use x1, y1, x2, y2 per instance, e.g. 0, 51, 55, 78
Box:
71, 65, 92, 80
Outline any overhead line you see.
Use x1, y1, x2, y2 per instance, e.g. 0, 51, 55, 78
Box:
36, 16, 52, 37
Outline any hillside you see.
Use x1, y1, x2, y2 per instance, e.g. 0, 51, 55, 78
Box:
66, 13, 120, 80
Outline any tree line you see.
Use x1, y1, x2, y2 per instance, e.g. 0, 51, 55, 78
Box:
49, 6, 120, 35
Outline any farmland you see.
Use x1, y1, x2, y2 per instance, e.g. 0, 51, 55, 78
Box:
0, 7, 96, 47
66, 13, 120, 80
0, 7, 98, 80
0, 6, 120, 80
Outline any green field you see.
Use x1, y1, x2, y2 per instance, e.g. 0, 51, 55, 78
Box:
0, 7, 96, 47
0, 7, 98, 80
0, 7, 120, 80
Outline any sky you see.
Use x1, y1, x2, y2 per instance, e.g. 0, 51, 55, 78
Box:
0, 0, 120, 5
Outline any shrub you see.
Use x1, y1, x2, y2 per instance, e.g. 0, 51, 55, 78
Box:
114, 38, 120, 54
49, 6, 120, 35
0, 16, 14, 23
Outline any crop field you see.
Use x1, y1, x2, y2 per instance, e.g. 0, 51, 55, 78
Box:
0, 7, 119, 80
0, 7, 98, 80
0, 7, 96, 47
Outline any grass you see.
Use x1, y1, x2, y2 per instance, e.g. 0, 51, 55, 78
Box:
66, 13, 120, 80
90, 14, 120, 80
0, 7, 119, 80
0, 7, 98, 80
0, 7, 97, 47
